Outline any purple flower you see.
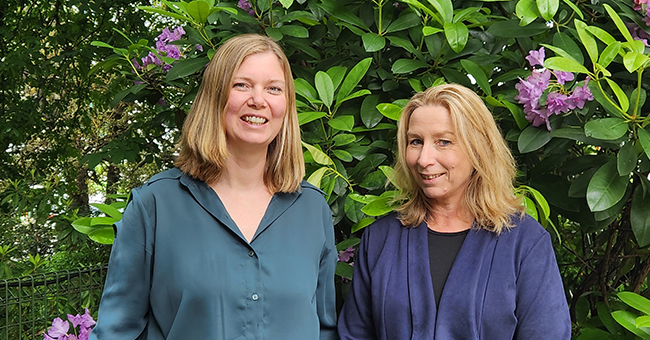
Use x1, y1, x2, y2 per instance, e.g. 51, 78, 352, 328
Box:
79, 308, 96, 329
515, 69, 551, 108
626, 22, 650, 46
46, 318, 70, 338
546, 91, 570, 115
337, 247, 355, 262
158, 27, 185, 43
554, 71, 574, 85
195, 44, 204, 52
238, 0, 252, 10
567, 78, 593, 110
526, 47, 545, 67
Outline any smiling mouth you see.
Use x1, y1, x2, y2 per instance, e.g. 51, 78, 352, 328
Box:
242, 115, 267, 125
421, 173, 443, 180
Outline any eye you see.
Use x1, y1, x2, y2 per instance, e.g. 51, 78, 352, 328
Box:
438, 139, 451, 147
233, 82, 248, 89
408, 138, 422, 146
268, 86, 283, 94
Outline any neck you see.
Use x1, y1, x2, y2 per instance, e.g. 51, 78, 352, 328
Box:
426, 201, 473, 233
213, 144, 269, 193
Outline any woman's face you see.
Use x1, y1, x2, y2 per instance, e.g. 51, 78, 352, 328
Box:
224, 52, 287, 151
405, 105, 475, 207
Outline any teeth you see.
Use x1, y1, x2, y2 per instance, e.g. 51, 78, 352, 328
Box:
243, 116, 267, 125
422, 174, 443, 180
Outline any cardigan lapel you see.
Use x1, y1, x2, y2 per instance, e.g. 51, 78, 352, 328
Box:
434, 228, 498, 340
407, 223, 437, 339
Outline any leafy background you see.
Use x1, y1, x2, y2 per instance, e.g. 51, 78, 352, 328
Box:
3, 0, 650, 338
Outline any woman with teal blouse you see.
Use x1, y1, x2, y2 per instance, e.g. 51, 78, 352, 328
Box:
89, 34, 338, 340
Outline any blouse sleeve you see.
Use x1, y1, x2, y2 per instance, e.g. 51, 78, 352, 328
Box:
514, 231, 571, 339
89, 189, 153, 340
318, 199, 339, 340
337, 226, 377, 340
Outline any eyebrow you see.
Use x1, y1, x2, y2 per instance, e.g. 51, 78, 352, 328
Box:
232, 76, 285, 84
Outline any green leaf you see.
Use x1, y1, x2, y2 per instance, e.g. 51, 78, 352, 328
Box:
328, 115, 355, 131
307, 166, 329, 187
384, 12, 421, 33
401, 0, 440, 23
361, 197, 395, 216
332, 149, 353, 162
392, 59, 429, 74
618, 141, 638, 175
537, 0, 559, 21
518, 125, 552, 153
603, 4, 634, 44
337, 58, 372, 103
336, 237, 361, 251
605, 79, 630, 114
574, 19, 598, 65
326, 66, 347, 92
376, 103, 403, 121
317, 0, 370, 30
515, 0, 540, 26
487, 20, 548, 38
611, 311, 650, 339
539, 45, 579, 65
361, 95, 383, 128
166, 57, 209, 81
444, 22, 468, 53
315, 71, 334, 108
294, 78, 319, 102
544, 56, 590, 74
619, 292, 650, 316
599, 42, 621, 68
460, 59, 491, 96
522, 185, 551, 219
88, 227, 115, 244
637, 316, 650, 328
351, 217, 375, 233
138, 6, 189, 22
422, 26, 443, 36
265, 27, 283, 41
523, 196, 538, 220
90, 203, 122, 220
588, 80, 624, 118
586, 26, 617, 46
426, 0, 453, 23
91, 41, 115, 49
623, 52, 650, 73
91, 216, 118, 226
298, 111, 327, 125
71, 217, 94, 234
336, 262, 354, 279
584, 118, 628, 140
631, 186, 650, 247
332, 133, 356, 146
587, 160, 629, 212
561, 0, 584, 19
362, 33, 386, 52
302, 142, 334, 165
277, 0, 294, 9
639, 128, 650, 159
186, 0, 211, 23
280, 25, 309, 38
552, 32, 584, 64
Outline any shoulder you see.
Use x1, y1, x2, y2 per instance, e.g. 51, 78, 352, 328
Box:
295, 181, 328, 204
497, 213, 553, 255
362, 213, 409, 242
131, 168, 186, 201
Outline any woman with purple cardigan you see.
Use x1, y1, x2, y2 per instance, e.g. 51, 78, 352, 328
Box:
338, 84, 571, 340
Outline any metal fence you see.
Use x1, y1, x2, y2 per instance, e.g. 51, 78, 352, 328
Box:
0, 265, 108, 340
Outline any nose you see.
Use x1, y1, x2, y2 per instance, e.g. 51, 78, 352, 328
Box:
416, 143, 436, 168
248, 87, 267, 108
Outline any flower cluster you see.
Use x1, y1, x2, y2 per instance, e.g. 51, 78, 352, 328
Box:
133, 26, 186, 73
43, 308, 96, 340
635, 0, 650, 25
238, 0, 255, 16
515, 47, 593, 130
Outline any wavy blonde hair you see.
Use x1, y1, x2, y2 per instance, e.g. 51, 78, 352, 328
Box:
393, 84, 523, 233
176, 34, 304, 193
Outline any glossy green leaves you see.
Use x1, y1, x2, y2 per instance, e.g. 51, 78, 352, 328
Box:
587, 161, 629, 212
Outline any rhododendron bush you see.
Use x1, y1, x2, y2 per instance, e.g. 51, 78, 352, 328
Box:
75, 0, 650, 337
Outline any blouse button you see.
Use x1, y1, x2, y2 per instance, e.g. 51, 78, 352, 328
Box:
251, 293, 259, 301
248, 250, 255, 257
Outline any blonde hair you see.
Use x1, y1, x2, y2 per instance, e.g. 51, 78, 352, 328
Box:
176, 34, 304, 193
393, 84, 524, 233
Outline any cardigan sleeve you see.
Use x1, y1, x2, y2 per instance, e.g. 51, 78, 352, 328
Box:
89, 189, 153, 340
337, 226, 378, 340
513, 231, 571, 340
318, 197, 339, 340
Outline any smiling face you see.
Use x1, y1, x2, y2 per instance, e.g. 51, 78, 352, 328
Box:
405, 105, 475, 207
224, 52, 287, 152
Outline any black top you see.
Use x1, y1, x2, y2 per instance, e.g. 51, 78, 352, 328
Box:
427, 228, 469, 307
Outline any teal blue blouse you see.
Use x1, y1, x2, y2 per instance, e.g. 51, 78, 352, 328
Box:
89, 168, 338, 340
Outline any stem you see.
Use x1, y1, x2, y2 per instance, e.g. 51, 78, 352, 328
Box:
633, 69, 643, 120
268, 0, 274, 26
596, 79, 631, 120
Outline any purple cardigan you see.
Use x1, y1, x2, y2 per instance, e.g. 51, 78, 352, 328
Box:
338, 214, 571, 340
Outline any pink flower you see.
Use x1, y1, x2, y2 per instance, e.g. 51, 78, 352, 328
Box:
554, 71, 574, 85
47, 318, 69, 338
525, 47, 545, 67
546, 92, 570, 115
337, 247, 355, 262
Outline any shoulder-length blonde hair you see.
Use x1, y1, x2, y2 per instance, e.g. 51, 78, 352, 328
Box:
176, 33, 304, 193
393, 84, 524, 233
